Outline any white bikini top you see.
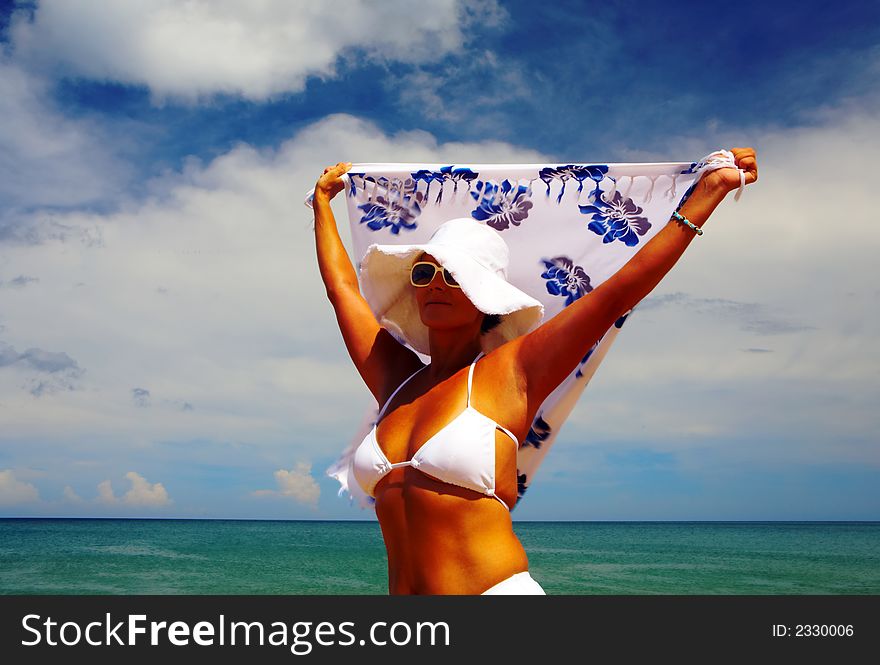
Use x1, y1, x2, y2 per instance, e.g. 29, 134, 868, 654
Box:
351, 351, 519, 510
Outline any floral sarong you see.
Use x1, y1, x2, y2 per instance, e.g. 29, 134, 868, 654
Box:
307, 150, 743, 509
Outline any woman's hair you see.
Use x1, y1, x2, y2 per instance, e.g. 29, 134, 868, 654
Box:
480, 313, 502, 334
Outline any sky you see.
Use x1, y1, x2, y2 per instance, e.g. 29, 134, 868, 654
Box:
0, 0, 878, 521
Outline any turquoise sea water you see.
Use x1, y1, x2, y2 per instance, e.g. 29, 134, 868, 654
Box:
1, 519, 878, 594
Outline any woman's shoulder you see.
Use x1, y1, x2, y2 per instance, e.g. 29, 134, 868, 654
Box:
476, 342, 527, 394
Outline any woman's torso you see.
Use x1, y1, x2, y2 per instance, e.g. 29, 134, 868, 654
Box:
356, 347, 532, 594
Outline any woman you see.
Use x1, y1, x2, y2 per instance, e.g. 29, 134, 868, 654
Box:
312, 149, 758, 594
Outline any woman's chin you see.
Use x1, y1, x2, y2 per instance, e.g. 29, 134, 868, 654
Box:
421, 315, 464, 330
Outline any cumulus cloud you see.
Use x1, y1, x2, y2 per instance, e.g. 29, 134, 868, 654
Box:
0, 108, 877, 495
63, 484, 84, 502
253, 461, 320, 507
96, 472, 171, 507
546, 107, 880, 461
0, 469, 40, 505
121, 471, 171, 506
8, 0, 489, 102
0, 112, 548, 451
96, 479, 116, 504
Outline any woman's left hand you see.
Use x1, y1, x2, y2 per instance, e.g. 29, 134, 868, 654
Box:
703, 147, 758, 194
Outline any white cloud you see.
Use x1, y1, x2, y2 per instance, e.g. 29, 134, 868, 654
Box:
0, 105, 877, 525
0, 340, 85, 397
0, 113, 547, 456
95, 472, 171, 506
0, 59, 128, 226
63, 484, 84, 502
122, 471, 171, 506
562, 107, 880, 465
253, 461, 320, 507
392, 49, 531, 124
9, 0, 485, 102
0, 469, 40, 505
96, 479, 117, 504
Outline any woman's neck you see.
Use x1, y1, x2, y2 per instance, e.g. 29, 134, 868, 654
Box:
426, 331, 482, 382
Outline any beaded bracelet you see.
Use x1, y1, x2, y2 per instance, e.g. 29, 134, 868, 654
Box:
671, 210, 703, 236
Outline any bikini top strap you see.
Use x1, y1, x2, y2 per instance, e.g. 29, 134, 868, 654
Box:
466, 351, 484, 408
378, 364, 426, 419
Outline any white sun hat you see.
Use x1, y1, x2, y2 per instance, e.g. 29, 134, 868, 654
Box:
359, 217, 545, 356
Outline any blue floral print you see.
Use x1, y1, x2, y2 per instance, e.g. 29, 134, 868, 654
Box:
439, 165, 478, 188
328, 155, 725, 512
540, 256, 593, 306
516, 472, 528, 501
412, 166, 478, 202
675, 181, 698, 212
470, 179, 534, 231
575, 340, 599, 379
524, 415, 552, 449
357, 177, 425, 234
346, 172, 365, 197
538, 164, 609, 203
579, 190, 651, 247
573, 312, 631, 378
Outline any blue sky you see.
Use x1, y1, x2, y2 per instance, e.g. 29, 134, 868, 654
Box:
0, 0, 878, 520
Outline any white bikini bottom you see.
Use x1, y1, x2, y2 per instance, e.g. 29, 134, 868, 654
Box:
480, 571, 546, 595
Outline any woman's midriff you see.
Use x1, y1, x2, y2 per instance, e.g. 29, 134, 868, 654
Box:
374, 468, 529, 595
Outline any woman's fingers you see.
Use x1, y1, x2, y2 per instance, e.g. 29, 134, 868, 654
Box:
742, 157, 757, 184
314, 162, 353, 201
322, 162, 352, 177
730, 147, 758, 185
739, 152, 757, 185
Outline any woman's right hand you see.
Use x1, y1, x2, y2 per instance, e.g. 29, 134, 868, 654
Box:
314, 162, 352, 203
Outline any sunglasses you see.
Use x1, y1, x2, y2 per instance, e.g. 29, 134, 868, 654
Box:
410, 261, 461, 288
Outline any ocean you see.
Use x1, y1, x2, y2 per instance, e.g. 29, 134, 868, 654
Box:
1, 519, 878, 594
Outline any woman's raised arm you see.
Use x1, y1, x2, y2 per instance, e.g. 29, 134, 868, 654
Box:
510, 148, 758, 413
313, 163, 422, 403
